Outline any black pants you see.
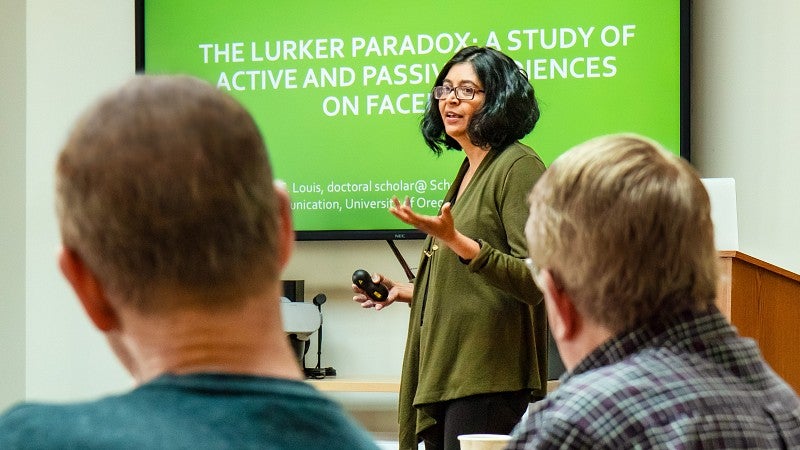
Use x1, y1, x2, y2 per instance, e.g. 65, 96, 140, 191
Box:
420, 390, 533, 450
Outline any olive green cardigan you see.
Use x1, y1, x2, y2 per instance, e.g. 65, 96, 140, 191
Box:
398, 141, 548, 449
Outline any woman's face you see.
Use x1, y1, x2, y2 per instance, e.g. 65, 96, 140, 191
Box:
438, 62, 485, 146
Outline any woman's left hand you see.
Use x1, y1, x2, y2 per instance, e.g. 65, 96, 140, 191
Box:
390, 196, 481, 261
389, 196, 456, 242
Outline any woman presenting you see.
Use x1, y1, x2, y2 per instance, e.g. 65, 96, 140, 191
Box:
353, 46, 547, 450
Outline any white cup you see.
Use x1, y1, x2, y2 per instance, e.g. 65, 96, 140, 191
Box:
457, 434, 512, 450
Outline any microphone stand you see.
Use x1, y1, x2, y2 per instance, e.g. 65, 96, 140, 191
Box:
303, 241, 413, 379
304, 293, 336, 379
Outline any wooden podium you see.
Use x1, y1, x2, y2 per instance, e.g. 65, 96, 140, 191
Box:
716, 251, 800, 394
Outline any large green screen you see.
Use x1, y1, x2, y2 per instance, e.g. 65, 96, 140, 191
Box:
138, 0, 686, 240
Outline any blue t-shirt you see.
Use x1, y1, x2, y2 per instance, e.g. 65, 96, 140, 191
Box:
0, 373, 380, 450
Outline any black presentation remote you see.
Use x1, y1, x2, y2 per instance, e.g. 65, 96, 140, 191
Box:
352, 269, 389, 302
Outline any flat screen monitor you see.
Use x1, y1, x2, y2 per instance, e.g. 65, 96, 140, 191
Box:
136, 0, 689, 240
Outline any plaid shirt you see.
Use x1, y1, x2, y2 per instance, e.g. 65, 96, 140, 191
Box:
507, 308, 800, 449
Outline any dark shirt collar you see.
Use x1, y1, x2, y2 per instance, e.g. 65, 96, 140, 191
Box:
562, 306, 734, 383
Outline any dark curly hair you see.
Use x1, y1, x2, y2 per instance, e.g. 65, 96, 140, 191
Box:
421, 46, 540, 155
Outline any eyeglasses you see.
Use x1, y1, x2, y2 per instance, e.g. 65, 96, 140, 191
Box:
433, 85, 484, 100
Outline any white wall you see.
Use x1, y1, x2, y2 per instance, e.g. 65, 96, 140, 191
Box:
22, 1, 138, 403
691, 1, 800, 274
0, 0, 27, 412
3, 0, 799, 436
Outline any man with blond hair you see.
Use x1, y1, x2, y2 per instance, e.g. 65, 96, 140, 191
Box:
0, 75, 379, 449
509, 134, 800, 448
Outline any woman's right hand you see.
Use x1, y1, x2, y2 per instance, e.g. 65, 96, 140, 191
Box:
352, 273, 413, 310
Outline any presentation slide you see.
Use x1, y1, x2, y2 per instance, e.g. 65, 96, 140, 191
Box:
140, 0, 684, 239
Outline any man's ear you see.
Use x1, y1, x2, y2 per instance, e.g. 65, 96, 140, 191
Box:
540, 269, 579, 341
58, 247, 120, 332
273, 180, 295, 271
